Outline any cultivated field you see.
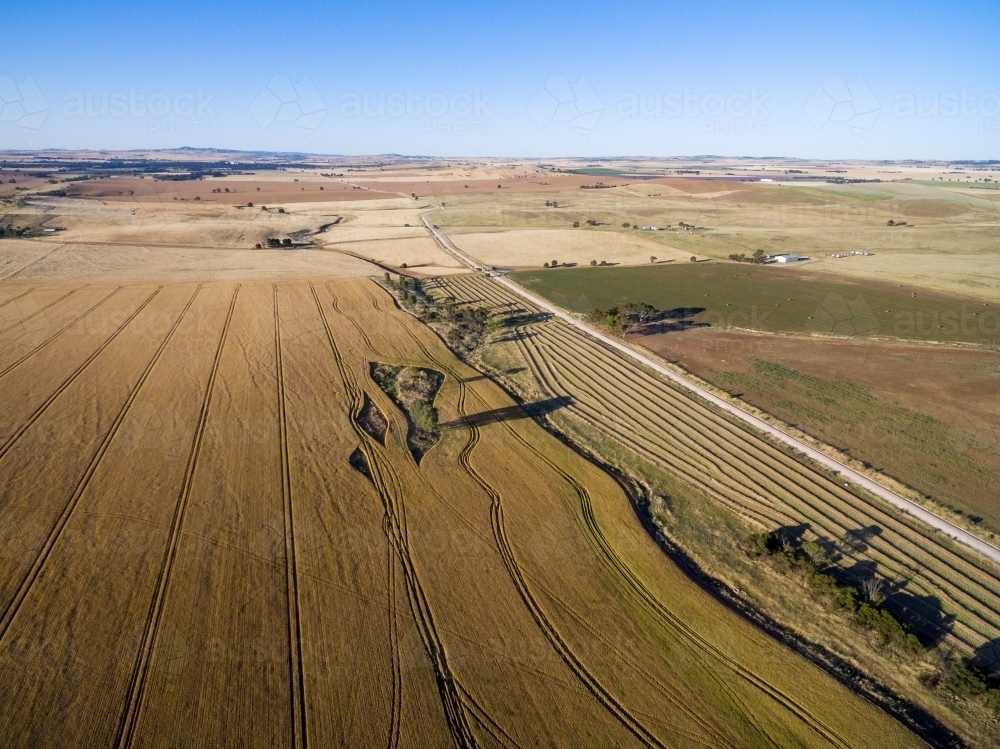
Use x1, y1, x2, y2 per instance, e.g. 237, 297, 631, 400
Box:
0, 277, 922, 747
511, 262, 1000, 346
432, 274, 1000, 681
450, 228, 694, 268
637, 329, 1000, 530
432, 171, 1000, 300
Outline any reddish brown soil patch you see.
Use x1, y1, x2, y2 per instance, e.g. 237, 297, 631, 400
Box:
64, 177, 389, 203
634, 327, 1000, 527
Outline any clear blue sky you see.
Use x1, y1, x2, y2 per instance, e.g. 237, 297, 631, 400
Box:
1, 0, 997, 158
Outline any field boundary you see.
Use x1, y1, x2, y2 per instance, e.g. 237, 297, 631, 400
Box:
419, 211, 1000, 568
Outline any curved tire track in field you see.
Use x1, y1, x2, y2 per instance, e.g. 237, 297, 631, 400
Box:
0, 286, 170, 643
524, 318, 1000, 649
448, 274, 1000, 652
451, 377, 671, 749
274, 285, 308, 749
328, 284, 385, 357
382, 297, 761, 748
115, 284, 238, 749
311, 283, 477, 749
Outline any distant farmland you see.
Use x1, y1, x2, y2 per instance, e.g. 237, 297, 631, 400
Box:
0, 278, 919, 747
511, 263, 1000, 345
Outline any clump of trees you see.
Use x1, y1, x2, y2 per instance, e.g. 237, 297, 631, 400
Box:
728, 249, 767, 264
383, 274, 495, 354
746, 529, 923, 653
586, 302, 658, 334
887, 220, 908, 226
938, 657, 1000, 716
544, 200, 558, 207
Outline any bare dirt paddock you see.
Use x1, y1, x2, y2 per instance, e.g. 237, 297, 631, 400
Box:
0, 277, 918, 748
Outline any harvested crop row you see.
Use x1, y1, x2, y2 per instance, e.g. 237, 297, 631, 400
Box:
528, 325, 997, 650
336, 280, 923, 749
0, 278, 927, 748
441, 273, 1000, 656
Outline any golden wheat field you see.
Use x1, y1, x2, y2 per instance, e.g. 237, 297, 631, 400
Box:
0, 276, 923, 748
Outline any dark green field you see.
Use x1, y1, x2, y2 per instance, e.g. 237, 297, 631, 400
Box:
510, 263, 1000, 345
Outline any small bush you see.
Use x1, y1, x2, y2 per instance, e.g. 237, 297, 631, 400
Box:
941, 658, 989, 698
409, 400, 438, 434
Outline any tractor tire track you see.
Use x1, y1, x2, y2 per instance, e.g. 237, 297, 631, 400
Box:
274, 284, 308, 749
0, 285, 124, 382
312, 283, 478, 749
0, 287, 133, 463
114, 284, 238, 749
0, 286, 82, 336
0, 286, 170, 643
0, 287, 37, 311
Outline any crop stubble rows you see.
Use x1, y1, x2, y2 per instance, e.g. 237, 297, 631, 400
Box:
438, 272, 1000, 657
0, 279, 921, 748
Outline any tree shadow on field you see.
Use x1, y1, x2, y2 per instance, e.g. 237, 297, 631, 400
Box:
833, 560, 955, 647
842, 525, 883, 552
501, 311, 551, 327
441, 396, 574, 429
883, 590, 955, 648
492, 330, 540, 344
974, 638, 1000, 675
630, 306, 708, 336
774, 523, 811, 546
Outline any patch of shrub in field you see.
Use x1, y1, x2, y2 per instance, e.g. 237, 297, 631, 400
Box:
586, 302, 660, 335
746, 527, 924, 654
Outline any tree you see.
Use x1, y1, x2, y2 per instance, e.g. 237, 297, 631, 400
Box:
572, 221, 580, 228
401, 262, 408, 269
282, 238, 292, 246
410, 400, 438, 434
859, 576, 885, 604
622, 222, 631, 228
551, 260, 558, 267
247, 202, 253, 207
254, 243, 262, 249
543, 262, 549, 268
650, 256, 657, 263
690, 255, 697, 262
590, 260, 597, 266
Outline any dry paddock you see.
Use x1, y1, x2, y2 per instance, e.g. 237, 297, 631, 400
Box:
0, 277, 918, 748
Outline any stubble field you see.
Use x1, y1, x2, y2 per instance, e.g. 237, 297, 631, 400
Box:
0, 276, 921, 748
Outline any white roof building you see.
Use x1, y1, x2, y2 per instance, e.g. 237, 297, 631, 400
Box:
774, 254, 799, 263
